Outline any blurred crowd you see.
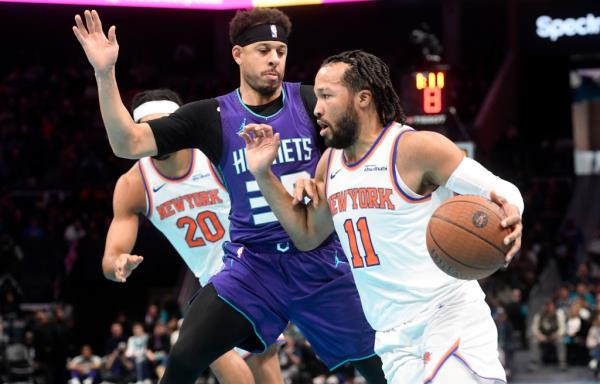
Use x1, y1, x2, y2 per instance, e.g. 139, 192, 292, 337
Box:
0, 18, 584, 383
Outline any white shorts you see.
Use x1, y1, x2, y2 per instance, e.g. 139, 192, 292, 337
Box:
374, 295, 506, 384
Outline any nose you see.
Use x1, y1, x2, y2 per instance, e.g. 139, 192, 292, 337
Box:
267, 49, 280, 66
314, 101, 323, 119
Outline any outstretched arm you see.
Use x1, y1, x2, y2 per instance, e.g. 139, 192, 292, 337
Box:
241, 124, 335, 251
73, 10, 157, 159
102, 170, 145, 282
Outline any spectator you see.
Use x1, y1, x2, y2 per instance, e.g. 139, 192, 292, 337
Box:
530, 300, 567, 370
105, 322, 127, 356
565, 300, 591, 365
586, 312, 600, 378
103, 341, 134, 384
504, 287, 527, 348
67, 344, 102, 384
146, 321, 170, 380
125, 322, 150, 384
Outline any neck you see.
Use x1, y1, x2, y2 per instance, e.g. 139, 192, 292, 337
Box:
343, 113, 385, 163
151, 149, 193, 178
238, 80, 282, 106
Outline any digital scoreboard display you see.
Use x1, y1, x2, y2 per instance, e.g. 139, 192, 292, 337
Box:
402, 69, 448, 127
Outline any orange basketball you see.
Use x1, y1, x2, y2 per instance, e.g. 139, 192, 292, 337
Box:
426, 195, 511, 280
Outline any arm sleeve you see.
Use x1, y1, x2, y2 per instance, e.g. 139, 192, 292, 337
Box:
147, 98, 223, 165
444, 157, 525, 216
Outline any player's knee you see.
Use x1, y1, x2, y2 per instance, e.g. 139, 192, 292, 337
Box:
169, 338, 203, 370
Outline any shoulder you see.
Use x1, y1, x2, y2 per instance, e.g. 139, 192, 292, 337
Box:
396, 129, 458, 161
176, 99, 220, 117
114, 163, 147, 215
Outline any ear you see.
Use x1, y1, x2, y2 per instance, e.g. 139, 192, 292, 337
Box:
232, 45, 243, 65
356, 90, 373, 109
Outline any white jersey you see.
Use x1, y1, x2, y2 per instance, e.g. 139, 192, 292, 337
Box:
325, 123, 484, 331
138, 149, 230, 286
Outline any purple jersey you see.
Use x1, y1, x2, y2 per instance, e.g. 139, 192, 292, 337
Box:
217, 82, 320, 245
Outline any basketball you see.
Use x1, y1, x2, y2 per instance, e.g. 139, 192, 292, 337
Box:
426, 195, 511, 280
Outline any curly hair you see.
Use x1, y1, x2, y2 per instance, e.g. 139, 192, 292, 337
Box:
229, 8, 292, 44
322, 50, 406, 126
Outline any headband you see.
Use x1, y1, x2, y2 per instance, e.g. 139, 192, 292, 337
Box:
232, 23, 288, 47
133, 100, 180, 122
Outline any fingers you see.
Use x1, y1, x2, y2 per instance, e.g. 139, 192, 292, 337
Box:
292, 179, 319, 207
239, 131, 252, 145
292, 180, 305, 205
115, 257, 126, 282
505, 235, 521, 265
72, 26, 85, 45
91, 10, 103, 34
128, 255, 144, 269
108, 25, 117, 44
74, 14, 88, 37
84, 10, 94, 34
241, 124, 274, 138
305, 180, 319, 207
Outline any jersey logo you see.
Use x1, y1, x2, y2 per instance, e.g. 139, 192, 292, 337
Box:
192, 173, 211, 181
237, 117, 247, 134
363, 164, 388, 172
152, 183, 167, 193
330, 169, 341, 179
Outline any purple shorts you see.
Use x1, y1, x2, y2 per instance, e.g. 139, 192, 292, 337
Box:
209, 237, 376, 369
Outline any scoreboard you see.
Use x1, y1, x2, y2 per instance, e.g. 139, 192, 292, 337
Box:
402, 66, 449, 127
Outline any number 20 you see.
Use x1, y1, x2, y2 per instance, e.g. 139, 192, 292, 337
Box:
176, 211, 225, 248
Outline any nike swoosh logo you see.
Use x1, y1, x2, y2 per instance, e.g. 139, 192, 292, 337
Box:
330, 169, 341, 179
152, 183, 167, 193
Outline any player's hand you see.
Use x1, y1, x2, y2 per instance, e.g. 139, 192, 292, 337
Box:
292, 178, 324, 208
72, 10, 119, 76
240, 124, 280, 177
490, 191, 522, 265
114, 253, 143, 283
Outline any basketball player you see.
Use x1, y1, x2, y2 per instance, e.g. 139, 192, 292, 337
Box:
102, 88, 283, 384
73, 8, 385, 384
241, 50, 524, 383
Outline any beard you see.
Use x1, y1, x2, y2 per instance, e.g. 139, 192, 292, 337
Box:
324, 104, 359, 149
244, 72, 281, 98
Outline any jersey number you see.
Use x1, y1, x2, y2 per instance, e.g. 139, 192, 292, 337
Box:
247, 171, 310, 225
176, 211, 225, 248
343, 217, 380, 268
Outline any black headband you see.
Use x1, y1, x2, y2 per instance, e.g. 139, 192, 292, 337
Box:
233, 23, 288, 47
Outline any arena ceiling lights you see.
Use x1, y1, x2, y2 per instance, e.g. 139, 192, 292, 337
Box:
0, 0, 371, 9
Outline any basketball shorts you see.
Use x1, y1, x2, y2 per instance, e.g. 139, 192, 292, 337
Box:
209, 237, 377, 369
374, 293, 506, 383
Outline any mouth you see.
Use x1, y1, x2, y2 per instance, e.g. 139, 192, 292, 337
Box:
317, 119, 330, 136
262, 71, 280, 81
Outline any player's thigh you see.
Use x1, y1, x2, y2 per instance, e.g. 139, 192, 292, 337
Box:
246, 345, 283, 384
210, 350, 254, 384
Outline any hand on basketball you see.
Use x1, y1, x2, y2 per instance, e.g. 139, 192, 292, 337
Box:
490, 191, 522, 265
292, 178, 324, 208
114, 253, 144, 283
240, 124, 280, 177
72, 10, 119, 76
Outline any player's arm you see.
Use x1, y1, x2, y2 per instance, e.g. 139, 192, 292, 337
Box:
399, 130, 524, 261
72, 10, 157, 159
102, 169, 145, 282
241, 124, 335, 251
